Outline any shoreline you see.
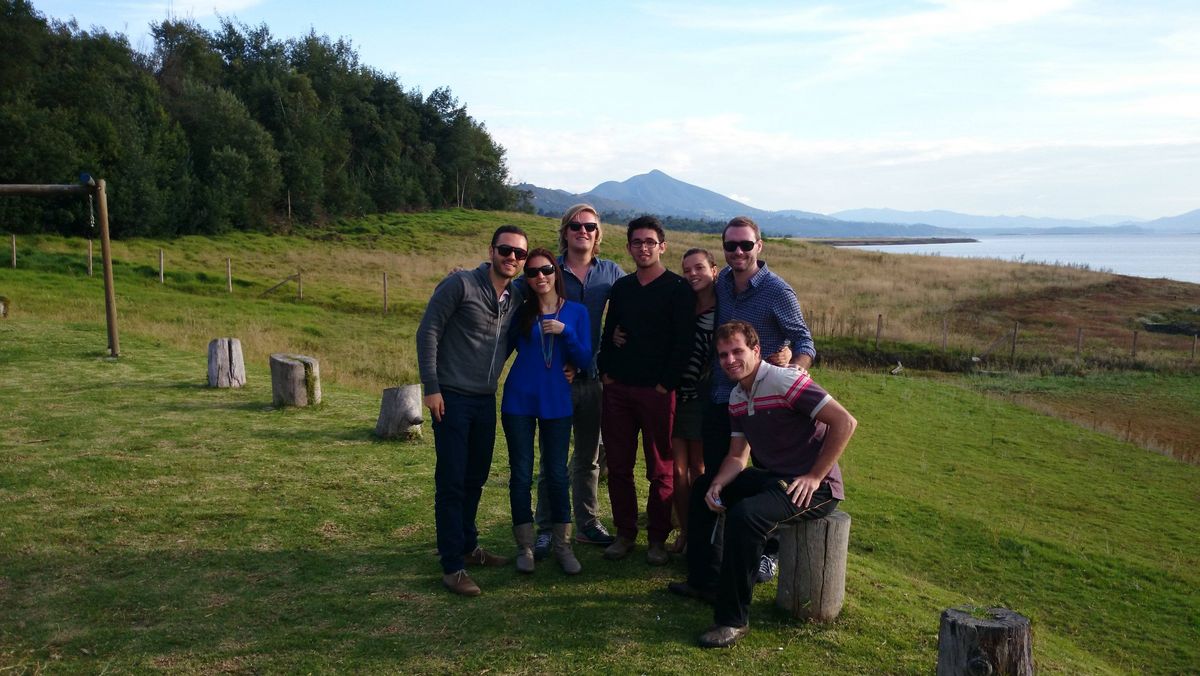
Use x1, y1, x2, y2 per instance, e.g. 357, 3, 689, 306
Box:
803, 237, 980, 246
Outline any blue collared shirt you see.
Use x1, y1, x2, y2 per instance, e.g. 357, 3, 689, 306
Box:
558, 254, 624, 377
711, 260, 815, 403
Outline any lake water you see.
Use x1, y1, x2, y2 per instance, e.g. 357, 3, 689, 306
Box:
840, 233, 1200, 284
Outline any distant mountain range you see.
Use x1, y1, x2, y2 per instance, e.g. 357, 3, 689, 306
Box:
517, 170, 1200, 237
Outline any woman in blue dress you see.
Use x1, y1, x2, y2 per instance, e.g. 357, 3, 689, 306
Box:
502, 247, 592, 575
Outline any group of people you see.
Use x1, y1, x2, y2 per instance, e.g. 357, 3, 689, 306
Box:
415, 206, 858, 648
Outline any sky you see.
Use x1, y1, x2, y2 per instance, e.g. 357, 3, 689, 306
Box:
34, 0, 1200, 220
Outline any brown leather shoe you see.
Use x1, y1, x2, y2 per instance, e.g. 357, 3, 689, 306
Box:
646, 540, 670, 566
698, 624, 749, 648
602, 536, 636, 560
442, 569, 481, 597
465, 546, 509, 567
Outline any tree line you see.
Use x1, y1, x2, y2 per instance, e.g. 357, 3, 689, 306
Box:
0, 0, 518, 237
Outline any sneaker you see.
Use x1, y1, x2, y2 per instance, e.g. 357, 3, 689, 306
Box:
666, 581, 716, 605
465, 546, 509, 568
602, 536, 636, 560
754, 553, 778, 584
533, 530, 552, 561
442, 569, 481, 597
576, 522, 616, 546
698, 624, 749, 648
646, 540, 670, 566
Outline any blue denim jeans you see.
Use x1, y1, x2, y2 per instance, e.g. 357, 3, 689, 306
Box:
433, 389, 497, 574
502, 413, 572, 525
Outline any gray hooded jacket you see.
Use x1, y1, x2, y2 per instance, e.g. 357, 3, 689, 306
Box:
416, 263, 523, 396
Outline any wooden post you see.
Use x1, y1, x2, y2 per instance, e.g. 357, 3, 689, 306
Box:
207, 338, 246, 388
874, 313, 883, 350
9, 233, 14, 268
383, 271, 389, 314
942, 316, 948, 352
937, 607, 1033, 676
775, 510, 850, 622
94, 180, 119, 358
158, 248, 164, 283
1076, 327, 1083, 361
1131, 330, 1138, 358
375, 385, 424, 439
1009, 321, 1019, 368
1193, 334, 1197, 361
297, 271, 303, 300
87, 239, 93, 276
226, 258, 232, 292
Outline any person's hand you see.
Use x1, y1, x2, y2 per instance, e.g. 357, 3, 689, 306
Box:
611, 325, 627, 347
563, 364, 578, 384
541, 318, 565, 335
654, 384, 668, 395
785, 474, 821, 509
767, 343, 793, 366
600, 373, 614, 386
423, 393, 445, 423
705, 483, 726, 513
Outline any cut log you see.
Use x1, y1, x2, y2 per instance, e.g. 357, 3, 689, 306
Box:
270, 353, 321, 407
375, 385, 424, 440
775, 509, 850, 622
937, 607, 1033, 676
207, 338, 246, 388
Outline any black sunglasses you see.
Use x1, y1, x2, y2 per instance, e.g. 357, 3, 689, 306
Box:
495, 244, 528, 260
723, 240, 757, 253
524, 264, 556, 278
568, 221, 598, 233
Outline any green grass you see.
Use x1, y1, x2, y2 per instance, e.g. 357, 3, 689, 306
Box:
1, 318, 1196, 673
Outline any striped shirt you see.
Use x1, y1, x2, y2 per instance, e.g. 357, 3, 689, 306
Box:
710, 261, 815, 404
677, 306, 715, 402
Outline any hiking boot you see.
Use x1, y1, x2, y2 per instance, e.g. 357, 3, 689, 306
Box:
754, 553, 778, 584
442, 569, 481, 597
602, 536, 636, 560
552, 523, 582, 575
698, 624, 749, 648
646, 540, 670, 566
575, 522, 616, 546
465, 546, 509, 568
666, 581, 716, 605
513, 523, 535, 574
533, 530, 552, 561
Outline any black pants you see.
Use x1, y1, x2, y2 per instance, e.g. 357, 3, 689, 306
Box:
686, 468, 838, 628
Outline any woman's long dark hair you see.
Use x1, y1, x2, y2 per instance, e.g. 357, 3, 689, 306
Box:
518, 247, 566, 338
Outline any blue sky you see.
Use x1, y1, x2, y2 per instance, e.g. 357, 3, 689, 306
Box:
35, 0, 1200, 219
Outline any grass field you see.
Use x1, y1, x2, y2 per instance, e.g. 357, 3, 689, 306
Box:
2, 211, 1199, 672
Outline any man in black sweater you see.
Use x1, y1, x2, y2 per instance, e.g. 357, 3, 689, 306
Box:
597, 215, 695, 565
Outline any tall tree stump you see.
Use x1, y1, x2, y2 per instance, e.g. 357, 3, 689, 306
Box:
0, 295, 8, 318
207, 338, 246, 388
775, 510, 850, 622
375, 385, 424, 440
937, 607, 1033, 676
270, 354, 321, 407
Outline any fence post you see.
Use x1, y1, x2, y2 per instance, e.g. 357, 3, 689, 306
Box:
9, 233, 14, 268
1076, 327, 1083, 361
1010, 321, 1019, 368
88, 239, 93, 276
874, 313, 883, 350
383, 271, 389, 314
158, 248, 164, 283
94, 179, 119, 357
941, 316, 948, 352
1193, 334, 1197, 361
297, 271, 303, 300
226, 258, 232, 293
1131, 330, 1139, 358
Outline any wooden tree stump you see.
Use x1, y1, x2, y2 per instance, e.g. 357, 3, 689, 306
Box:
0, 295, 9, 318
270, 353, 321, 407
775, 509, 850, 622
375, 385, 424, 440
207, 338, 246, 388
937, 607, 1033, 676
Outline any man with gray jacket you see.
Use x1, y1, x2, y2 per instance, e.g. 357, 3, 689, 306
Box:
417, 224, 528, 596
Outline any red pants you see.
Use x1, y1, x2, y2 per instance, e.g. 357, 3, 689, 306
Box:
601, 381, 675, 542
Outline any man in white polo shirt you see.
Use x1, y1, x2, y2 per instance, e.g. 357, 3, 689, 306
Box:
667, 320, 857, 648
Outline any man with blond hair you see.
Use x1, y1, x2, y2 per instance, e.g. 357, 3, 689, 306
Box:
531, 204, 625, 557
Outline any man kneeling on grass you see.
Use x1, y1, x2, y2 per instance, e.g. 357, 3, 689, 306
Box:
667, 320, 857, 648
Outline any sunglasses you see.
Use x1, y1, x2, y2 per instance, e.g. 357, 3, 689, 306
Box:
723, 240, 757, 253
524, 264, 556, 278
568, 221, 598, 233
495, 244, 528, 260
